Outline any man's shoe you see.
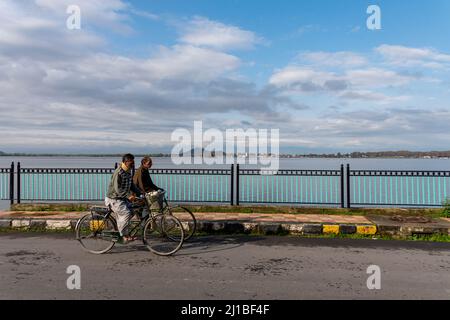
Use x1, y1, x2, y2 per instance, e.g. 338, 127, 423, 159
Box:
118, 235, 138, 244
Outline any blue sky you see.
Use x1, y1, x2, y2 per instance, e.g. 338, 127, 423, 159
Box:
0, 0, 450, 153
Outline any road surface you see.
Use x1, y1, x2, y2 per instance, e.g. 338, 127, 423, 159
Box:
0, 233, 449, 299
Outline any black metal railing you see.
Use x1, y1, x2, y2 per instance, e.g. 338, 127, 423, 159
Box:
0, 162, 14, 204
347, 165, 450, 207
14, 162, 233, 205
2, 162, 448, 208
17, 165, 116, 202
147, 168, 233, 204
236, 164, 344, 207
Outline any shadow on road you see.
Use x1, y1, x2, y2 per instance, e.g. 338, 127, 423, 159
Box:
248, 235, 450, 252
104, 235, 267, 256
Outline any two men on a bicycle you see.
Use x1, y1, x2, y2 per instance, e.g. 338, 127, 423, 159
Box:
105, 154, 162, 242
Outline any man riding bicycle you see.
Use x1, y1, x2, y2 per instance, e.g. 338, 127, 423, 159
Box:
105, 153, 141, 243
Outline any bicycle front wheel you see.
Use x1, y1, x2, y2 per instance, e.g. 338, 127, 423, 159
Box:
75, 213, 118, 254
163, 206, 197, 241
143, 215, 184, 256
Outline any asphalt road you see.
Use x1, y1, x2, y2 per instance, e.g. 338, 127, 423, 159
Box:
0, 233, 449, 300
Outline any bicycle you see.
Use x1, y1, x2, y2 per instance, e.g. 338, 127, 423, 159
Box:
75, 199, 185, 256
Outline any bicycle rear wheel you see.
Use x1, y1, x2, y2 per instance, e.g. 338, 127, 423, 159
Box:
143, 214, 184, 256
163, 206, 197, 241
76, 213, 118, 254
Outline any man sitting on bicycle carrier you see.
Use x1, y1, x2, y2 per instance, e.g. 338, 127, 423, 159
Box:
133, 156, 162, 193
133, 155, 164, 219
105, 153, 141, 242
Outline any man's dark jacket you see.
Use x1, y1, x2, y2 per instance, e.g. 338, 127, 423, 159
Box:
133, 166, 160, 193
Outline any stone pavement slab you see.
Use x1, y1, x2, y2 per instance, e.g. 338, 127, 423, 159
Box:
0, 210, 372, 224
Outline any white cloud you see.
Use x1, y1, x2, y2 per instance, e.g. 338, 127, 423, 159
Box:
269, 67, 345, 92
345, 68, 412, 88
298, 51, 368, 67
339, 91, 411, 104
143, 45, 241, 81
269, 66, 414, 99
297, 24, 325, 35
179, 16, 264, 50
376, 45, 450, 69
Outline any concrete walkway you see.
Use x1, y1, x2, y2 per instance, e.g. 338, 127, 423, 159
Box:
0, 210, 372, 224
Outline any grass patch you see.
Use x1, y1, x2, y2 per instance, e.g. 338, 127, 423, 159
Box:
409, 233, 450, 242
10, 203, 447, 218
11, 203, 91, 212
169, 205, 446, 218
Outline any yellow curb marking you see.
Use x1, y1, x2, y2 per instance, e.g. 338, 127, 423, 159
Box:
323, 225, 340, 234
356, 225, 377, 235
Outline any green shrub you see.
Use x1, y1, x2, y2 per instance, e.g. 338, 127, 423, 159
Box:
443, 199, 450, 217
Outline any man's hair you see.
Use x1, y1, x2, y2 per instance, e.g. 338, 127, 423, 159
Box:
141, 155, 152, 165
122, 153, 135, 162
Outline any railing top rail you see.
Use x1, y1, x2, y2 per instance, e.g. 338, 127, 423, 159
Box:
19, 168, 116, 173
350, 170, 450, 176
149, 168, 231, 175
0, 168, 11, 173
18, 167, 232, 175
239, 169, 342, 176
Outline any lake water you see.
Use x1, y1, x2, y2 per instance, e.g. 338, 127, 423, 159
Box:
1, 156, 449, 210
1, 156, 450, 170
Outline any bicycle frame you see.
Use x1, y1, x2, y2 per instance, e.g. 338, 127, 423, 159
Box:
88, 192, 173, 239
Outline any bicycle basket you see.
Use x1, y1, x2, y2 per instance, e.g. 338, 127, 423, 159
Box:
145, 190, 164, 211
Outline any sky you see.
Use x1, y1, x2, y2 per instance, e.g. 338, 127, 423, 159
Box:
0, 0, 450, 154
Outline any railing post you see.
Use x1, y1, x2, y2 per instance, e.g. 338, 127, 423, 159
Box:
10, 162, 14, 205
230, 164, 234, 206
236, 164, 240, 206
17, 162, 21, 204
340, 164, 344, 208
346, 163, 351, 209
114, 162, 118, 169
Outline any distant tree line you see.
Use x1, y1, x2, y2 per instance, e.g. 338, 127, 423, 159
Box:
284, 151, 450, 158
0, 152, 170, 157
1, 150, 450, 158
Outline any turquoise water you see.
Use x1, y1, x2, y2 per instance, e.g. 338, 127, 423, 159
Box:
1, 156, 450, 170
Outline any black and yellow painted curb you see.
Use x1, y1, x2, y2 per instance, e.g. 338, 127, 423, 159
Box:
320, 224, 377, 235
0, 218, 448, 237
